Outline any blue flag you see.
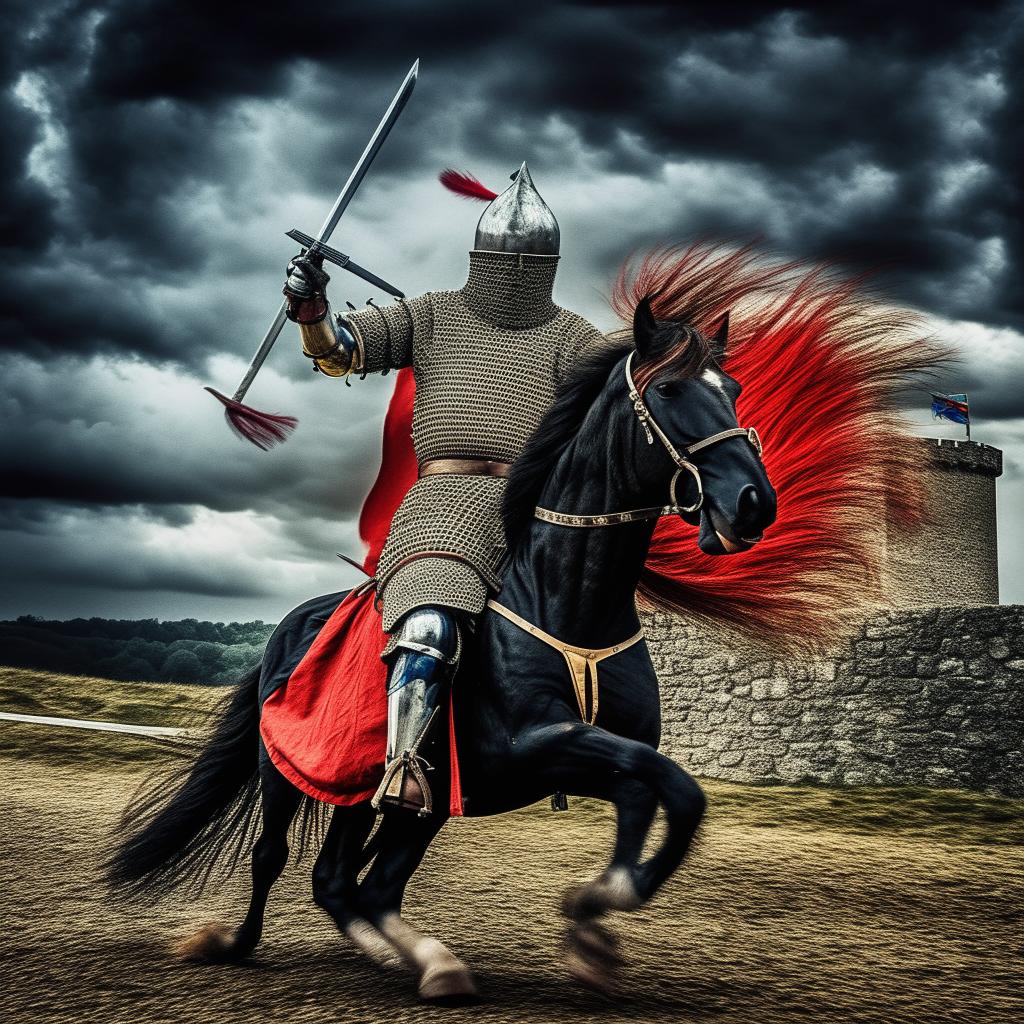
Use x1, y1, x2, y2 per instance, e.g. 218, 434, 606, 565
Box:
931, 393, 969, 425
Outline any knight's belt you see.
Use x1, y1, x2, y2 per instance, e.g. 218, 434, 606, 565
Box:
418, 458, 512, 479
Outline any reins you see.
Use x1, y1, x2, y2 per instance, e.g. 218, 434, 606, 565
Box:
534, 351, 763, 528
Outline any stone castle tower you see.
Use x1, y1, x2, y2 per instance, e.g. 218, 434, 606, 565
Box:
883, 437, 1003, 608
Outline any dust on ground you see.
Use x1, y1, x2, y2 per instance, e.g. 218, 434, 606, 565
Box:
1, 725, 1021, 1024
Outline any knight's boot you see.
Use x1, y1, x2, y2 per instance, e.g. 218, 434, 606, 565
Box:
372, 607, 458, 816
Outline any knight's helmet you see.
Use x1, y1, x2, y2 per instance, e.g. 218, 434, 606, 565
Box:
474, 162, 560, 255
441, 162, 561, 328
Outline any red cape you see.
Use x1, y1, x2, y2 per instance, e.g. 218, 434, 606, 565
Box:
260, 368, 464, 815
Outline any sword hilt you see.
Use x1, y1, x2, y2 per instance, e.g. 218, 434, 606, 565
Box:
286, 229, 405, 298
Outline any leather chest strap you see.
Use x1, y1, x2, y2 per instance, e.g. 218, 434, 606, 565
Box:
486, 599, 644, 725
419, 458, 512, 478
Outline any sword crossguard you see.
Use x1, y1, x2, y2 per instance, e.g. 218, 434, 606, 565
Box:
286, 229, 405, 299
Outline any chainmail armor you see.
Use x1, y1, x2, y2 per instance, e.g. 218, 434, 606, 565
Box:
343, 251, 605, 633
461, 251, 558, 329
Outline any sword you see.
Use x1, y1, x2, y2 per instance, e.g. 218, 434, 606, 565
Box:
206, 59, 419, 449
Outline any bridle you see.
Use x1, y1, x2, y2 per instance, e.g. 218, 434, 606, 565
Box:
534, 351, 764, 529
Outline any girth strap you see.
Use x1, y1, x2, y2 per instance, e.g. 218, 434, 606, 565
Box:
486, 599, 644, 725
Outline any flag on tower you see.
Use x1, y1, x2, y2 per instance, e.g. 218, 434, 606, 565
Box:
931, 393, 970, 425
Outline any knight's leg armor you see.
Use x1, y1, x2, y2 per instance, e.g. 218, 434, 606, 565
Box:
372, 606, 459, 816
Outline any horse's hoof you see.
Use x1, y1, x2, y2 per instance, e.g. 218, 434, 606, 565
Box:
418, 964, 480, 1005
563, 869, 641, 921
174, 924, 238, 963
565, 921, 623, 995
568, 921, 623, 969
566, 948, 617, 996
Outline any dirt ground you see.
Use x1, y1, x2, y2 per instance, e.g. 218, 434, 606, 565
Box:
1, 740, 1021, 1024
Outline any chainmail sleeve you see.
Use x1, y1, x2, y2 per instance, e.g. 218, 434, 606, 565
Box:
343, 293, 434, 375
555, 315, 608, 388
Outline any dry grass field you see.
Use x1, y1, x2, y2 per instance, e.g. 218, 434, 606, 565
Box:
0, 668, 1021, 1024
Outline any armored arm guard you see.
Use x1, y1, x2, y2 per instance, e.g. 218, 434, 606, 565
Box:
284, 252, 430, 377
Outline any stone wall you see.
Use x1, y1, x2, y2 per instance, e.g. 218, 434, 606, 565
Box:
646, 604, 1024, 796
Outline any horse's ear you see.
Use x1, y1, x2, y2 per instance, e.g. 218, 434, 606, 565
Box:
712, 310, 730, 354
633, 296, 659, 357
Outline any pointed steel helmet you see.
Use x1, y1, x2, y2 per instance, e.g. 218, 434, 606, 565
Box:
474, 162, 560, 255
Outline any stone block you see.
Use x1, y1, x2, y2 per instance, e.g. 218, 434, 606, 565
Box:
891, 656, 916, 677
742, 753, 777, 777
772, 699, 807, 720
859, 658, 886, 679
989, 638, 1010, 660
887, 677, 925, 696
817, 661, 839, 682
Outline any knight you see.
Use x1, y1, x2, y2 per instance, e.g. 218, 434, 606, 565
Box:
283, 164, 605, 814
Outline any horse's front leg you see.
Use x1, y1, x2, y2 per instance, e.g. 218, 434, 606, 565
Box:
519, 721, 705, 992
356, 810, 479, 1004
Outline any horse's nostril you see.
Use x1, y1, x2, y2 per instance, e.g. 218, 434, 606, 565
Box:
737, 485, 759, 520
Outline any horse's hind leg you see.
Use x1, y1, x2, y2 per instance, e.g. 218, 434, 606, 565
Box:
357, 812, 478, 1004
178, 760, 302, 962
312, 802, 404, 970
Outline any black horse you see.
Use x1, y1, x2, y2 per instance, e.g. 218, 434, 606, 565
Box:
107, 298, 777, 1001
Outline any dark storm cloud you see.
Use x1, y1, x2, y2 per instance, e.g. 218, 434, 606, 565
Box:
1, 1, 1023, 611
3, 2, 1022, 347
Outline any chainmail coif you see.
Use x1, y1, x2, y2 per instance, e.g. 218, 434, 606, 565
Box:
461, 251, 559, 329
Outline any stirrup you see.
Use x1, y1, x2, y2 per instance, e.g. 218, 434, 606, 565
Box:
371, 707, 439, 818
371, 751, 434, 817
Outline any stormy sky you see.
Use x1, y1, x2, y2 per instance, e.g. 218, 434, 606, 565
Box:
1, 0, 1022, 622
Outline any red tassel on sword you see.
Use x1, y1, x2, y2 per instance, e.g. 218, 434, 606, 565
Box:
204, 386, 299, 450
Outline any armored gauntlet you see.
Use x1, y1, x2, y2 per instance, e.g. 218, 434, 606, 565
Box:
283, 252, 359, 377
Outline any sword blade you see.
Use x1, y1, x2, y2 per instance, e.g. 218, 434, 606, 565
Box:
227, 60, 419, 403
315, 58, 419, 244
231, 302, 289, 403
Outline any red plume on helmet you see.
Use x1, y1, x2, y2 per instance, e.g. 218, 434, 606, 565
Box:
439, 169, 498, 201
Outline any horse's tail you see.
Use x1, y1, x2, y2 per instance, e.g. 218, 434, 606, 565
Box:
104, 664, 263, 900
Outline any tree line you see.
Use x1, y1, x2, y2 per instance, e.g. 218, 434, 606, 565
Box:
0, 615, 276, 685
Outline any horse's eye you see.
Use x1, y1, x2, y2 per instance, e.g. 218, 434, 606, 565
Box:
654, 381, 676, 397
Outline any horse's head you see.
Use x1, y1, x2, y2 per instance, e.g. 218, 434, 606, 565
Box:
630, 297, 777, 555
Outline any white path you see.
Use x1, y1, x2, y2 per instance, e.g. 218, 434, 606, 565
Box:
0, 711, 187, 737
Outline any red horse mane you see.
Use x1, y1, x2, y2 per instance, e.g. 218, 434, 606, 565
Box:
612, 242, 944, 648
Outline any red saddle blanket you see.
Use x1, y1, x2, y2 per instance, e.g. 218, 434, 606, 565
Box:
259, 586, 464, 816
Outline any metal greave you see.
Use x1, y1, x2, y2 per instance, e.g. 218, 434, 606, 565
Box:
372, 606, 458, 814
